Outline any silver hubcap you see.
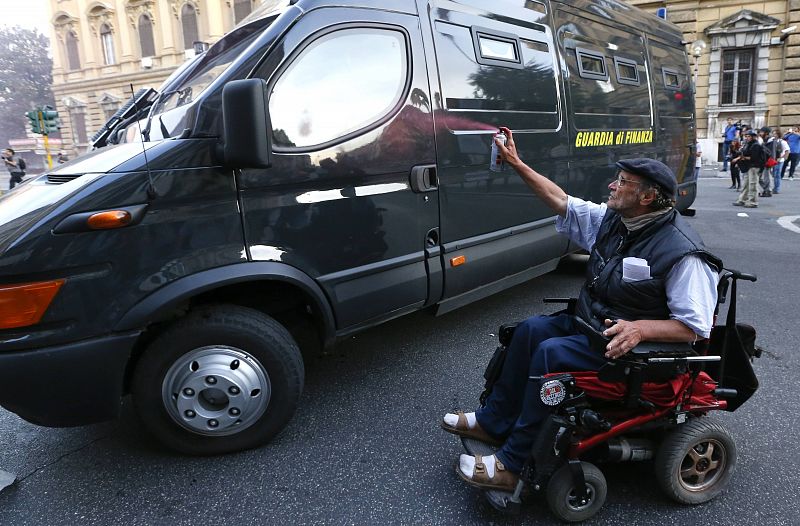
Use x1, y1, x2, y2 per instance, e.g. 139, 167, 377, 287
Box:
162, 346, 270, 436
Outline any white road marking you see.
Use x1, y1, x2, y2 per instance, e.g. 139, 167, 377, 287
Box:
737, 213, 749, 217
0, 469, 15, 492
777, 215, 800, 234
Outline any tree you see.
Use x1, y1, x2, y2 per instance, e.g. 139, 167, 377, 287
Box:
0, 26, 57, 148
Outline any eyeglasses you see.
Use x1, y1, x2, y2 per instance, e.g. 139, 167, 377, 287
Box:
613, 175, 646, 187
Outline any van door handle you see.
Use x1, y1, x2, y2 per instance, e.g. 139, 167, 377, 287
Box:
409, 165, 437, 193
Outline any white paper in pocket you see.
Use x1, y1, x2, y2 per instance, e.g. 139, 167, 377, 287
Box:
622, 257, 650, 282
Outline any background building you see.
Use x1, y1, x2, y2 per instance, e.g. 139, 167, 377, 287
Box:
629, 0, 800, 165
46, 0, 269, 157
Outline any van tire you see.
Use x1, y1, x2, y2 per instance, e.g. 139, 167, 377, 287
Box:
131, 305, 304, 455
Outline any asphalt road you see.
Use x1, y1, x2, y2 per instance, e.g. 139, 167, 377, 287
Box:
1, 172, 798, 525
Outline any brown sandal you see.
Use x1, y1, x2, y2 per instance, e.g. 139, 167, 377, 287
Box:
456, 454, 519, 492
441, 411, 503, 446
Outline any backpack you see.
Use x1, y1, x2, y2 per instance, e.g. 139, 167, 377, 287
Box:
760, 143, 776, 168
17, 157, 26, 172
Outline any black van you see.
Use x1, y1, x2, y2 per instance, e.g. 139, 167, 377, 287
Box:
0, 0, 697, 454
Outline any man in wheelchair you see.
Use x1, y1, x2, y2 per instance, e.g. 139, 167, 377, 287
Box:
441, 127, 758, 520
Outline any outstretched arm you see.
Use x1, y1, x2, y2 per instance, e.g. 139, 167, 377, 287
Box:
495, 126, 568, 217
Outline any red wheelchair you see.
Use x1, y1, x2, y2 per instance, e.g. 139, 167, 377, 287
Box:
461, 269, 761, 522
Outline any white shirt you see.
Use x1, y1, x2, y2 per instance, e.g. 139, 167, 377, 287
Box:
555, 196, 718, 338
779, 139, 789, 162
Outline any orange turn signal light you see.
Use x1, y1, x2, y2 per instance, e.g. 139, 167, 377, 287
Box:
0, 279, 64, 329
450, 255, 466, 267
87, 210, 132, 230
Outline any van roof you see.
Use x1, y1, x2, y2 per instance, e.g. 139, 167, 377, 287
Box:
242, 0, 684, 47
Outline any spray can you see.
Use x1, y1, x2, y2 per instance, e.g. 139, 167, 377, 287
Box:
489, 131, 507, 172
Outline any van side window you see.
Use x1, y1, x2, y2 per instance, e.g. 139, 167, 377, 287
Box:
433, 21, 559, 130
269, 28, 408, 149
473, 29, 522, 68
662, 67, 681, 90
576, 48, 608, 81
614, 57, 639, 86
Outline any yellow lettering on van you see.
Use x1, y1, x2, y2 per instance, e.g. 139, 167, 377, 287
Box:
575, 133, 583, 147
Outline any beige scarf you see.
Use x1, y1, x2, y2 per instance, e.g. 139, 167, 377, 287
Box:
620, 207, 673, 232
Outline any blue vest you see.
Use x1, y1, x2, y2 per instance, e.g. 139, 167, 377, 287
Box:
575, 208, 722, 332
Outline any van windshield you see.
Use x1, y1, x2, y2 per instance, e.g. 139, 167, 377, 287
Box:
152, 16, 276, 115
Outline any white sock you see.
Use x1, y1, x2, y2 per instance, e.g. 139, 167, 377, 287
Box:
459, 454, 496, 479
443, 412, 477, 428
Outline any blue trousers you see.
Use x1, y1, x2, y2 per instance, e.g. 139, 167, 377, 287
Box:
475, 314, 607, 473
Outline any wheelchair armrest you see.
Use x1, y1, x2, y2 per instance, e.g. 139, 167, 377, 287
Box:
629, 342, 694, 357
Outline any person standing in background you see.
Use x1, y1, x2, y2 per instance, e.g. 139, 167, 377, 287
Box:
781, 127, 799, 181
771, 130, 789, 194
729, 139, 742, 190
733, 130, 765, 208
2, 148, 24, 190
758, 127, 772, 198
721, 118, 739, 172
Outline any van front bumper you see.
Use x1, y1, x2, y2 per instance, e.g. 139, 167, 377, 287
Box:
0, 332, 140, 427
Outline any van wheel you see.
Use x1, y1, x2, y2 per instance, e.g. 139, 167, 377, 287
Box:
132, 305, 304, 455
654, 417, 736, 504
546, 462, 607, 522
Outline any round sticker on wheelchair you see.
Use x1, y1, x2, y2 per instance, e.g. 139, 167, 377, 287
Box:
540, 379, 566, 406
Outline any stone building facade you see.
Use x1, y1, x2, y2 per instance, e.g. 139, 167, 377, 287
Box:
46, 0, 269, 156
628, 0, 800, 165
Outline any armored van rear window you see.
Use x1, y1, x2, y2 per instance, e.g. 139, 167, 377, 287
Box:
269, 28, 409, 149
614, 57, 640, 86
662, 68, 680, 89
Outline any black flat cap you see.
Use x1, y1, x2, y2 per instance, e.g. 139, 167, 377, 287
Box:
760, 126, 771, 134
745, 130, 758, 136
615, 158, 677, 197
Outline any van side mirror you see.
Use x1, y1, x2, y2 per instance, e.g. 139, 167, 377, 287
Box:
221, 78, 272, 168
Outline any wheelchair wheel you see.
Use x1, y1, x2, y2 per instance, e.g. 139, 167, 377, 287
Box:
546, 462, 607, 522
655, 417, 737, 504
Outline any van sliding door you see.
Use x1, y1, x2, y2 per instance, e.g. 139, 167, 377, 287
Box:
422, 0, 569, 305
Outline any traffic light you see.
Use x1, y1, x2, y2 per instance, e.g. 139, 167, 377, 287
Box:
26, 110, 42, 134
41, 106, 59, 135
